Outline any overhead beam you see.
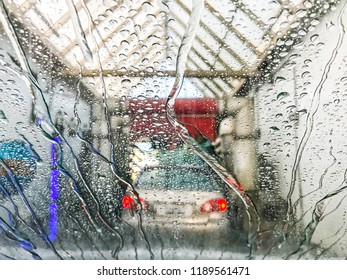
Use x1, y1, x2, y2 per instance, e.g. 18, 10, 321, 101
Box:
62, 69, 258, 78
231, 0, 267, 30
204, 1, 261, 56
175, 0, 248, 66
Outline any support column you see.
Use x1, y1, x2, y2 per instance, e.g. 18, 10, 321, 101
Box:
218, 96, 257, 191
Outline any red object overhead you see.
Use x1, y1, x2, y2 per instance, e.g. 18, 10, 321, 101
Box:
173, 99, 219, 114
129, 98, 219, 145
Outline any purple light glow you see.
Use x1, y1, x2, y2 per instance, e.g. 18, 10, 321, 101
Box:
49, 137, 60, 241
48, 203, 58, 241
50, 169, 59, 201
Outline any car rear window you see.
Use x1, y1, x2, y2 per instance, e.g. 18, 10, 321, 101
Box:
137, 166, 224, 192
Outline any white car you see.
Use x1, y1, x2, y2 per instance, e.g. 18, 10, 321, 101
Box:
122, 165, 243, 248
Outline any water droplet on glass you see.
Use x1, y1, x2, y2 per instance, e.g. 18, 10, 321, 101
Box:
296, 9, 308, 18
310, 34, 319, 42
270, 126, 280, 131
277, 92, 289, 100
0, 109, 7, 120
301, 71, 310, 78
275, 76, 286, 83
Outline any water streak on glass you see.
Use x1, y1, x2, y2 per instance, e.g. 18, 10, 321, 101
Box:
285, 0, 347, 235
285, 3, 347, 257
0, 0, 346, 260
65, 0, 94, 63
166, 0, 260, 248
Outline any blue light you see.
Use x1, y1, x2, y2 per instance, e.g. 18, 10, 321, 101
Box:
50, 169, 59, 201
49, 137, 60, 241
48, 203, 58, 241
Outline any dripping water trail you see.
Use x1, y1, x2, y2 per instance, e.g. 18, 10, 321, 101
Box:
0, 253, 15, 260
0, 157, 61, 259
269, 138, 336, 254
1, 176, 55, 245
0, 0, 120, 253
0, 202, 41, 259
285, 1, 347, 225
69, 60, 123, 234
73, 59, 84, 133
297, 226, 344, 259
39, 128, 100, 231
320, 193, 347, 221
66, 212, 108, 260
65, 0, 93, 62
293, 141, 336, 212
165, 0, 260, 248
315, 228, 347, 259
80, 0, 154, 259
0, 0, 41, 121
286, 167, 347, 259
15, 129, 42, 162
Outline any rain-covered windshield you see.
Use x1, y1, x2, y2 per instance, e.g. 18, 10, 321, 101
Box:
0, 0, 347, 261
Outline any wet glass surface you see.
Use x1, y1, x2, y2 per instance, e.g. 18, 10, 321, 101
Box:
0, 0, 346, 260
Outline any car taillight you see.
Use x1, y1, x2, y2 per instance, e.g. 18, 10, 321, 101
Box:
200, 198, 228, 213
122, 195, 148, 211
122, 195, 134, 209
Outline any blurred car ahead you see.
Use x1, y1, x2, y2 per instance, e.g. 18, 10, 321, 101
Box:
122, 165, 243, 245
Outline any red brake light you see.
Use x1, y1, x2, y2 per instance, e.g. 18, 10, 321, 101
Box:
200, 198, 228, 213
122, 195, 134, 209
216, 198, 227, 212
122, 195, 148, 211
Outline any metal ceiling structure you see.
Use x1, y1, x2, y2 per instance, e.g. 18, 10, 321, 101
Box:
2, 0, 339, 99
